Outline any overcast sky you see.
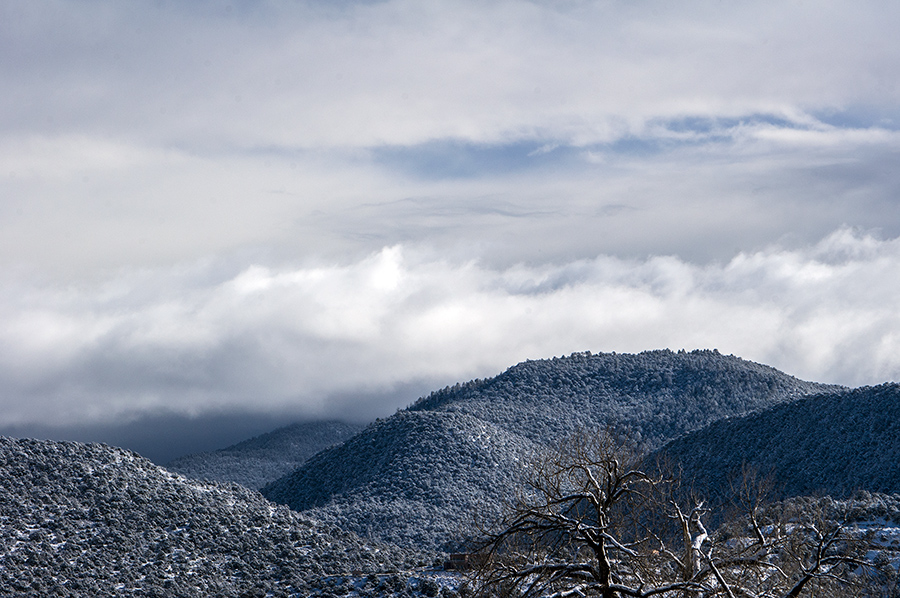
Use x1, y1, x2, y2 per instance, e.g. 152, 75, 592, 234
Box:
2, 1, 900, 462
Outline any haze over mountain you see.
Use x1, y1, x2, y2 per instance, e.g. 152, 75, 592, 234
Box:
0, 436, 421, 597
263, 350, 840, 550
166, 420, 364, 490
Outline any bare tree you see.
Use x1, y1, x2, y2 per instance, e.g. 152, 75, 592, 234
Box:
470, 431, 874, 598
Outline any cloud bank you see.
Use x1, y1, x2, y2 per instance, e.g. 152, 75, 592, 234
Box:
2, 228, 897, 430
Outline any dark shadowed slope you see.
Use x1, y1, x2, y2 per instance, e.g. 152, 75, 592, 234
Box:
656, 383, 900, 503
166, 420, 364, 490
0, 436, 421, 597
264, 350, 839, 551
409, 350, 840, 448
263, 411, 541, 552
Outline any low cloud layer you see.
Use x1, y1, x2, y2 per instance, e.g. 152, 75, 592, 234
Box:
2, 228, 898, 432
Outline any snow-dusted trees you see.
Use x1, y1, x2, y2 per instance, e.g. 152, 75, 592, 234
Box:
470, 432, 876, 598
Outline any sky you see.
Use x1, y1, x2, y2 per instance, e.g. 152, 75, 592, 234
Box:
2, 0, 900, 462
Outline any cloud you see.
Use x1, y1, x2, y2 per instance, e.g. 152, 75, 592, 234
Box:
2, 227, 899, 431
2, 0, 900, 277
4, 0, 900, 149
4, 120, 900, 277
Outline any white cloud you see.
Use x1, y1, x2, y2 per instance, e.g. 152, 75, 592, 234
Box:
2, 228, 899, 428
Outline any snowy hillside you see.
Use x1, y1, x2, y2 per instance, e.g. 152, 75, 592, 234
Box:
656, 383, 900, 502
263, 350, 838, 551
0, 436, 423, 597
263, 410, 541, 551
2, 350, 898, 596
409, 349, 840, 447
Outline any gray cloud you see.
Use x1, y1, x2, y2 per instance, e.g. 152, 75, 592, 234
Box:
3, 2, 899, 276
5, 1, 899, 147
3, 123, 899, 275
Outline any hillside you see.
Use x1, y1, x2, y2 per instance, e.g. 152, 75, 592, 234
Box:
656, 383, 900, 502
166, 420, 364, 490
264, 350, 838, 550
0, 436, 423, 597
262, 410, 541, 551
409, 349, 840, 447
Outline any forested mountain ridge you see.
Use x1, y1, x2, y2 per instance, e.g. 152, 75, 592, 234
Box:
5, 350, 890, 595
166, 420, 364, 490
655, 383, 900, 502
263, 350, 840, 550
408, 349, 840, 447
0, 436, 423, 597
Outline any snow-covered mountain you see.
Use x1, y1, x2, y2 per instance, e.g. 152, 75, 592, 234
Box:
263, 350, 840, 550
0, 436, 423, 597
408, 349, 840, 447
7, 348, 895, 594
166, 420, 364, 490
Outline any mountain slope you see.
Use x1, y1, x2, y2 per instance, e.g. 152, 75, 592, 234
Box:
409, 349, 840, 447
656, 383, 900, 502
0, 436, 421, 597
263, 410, 541, 551
166, 420, 364, 490
264, 350, 838, 550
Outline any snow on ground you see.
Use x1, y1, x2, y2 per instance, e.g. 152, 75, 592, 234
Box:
313, 569, 466, 598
